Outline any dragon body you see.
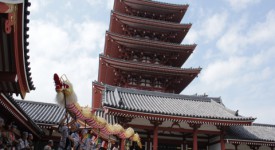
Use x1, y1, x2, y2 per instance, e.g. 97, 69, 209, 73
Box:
53, 73, 141, 148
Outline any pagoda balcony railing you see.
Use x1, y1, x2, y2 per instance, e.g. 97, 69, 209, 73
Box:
113, 71, 181, 90
117, 45, 180, 66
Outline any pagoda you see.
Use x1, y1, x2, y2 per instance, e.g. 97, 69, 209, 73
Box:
93, 0, 200, 109
92, 0, 275, 150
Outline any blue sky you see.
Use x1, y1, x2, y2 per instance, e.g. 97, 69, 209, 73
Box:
24, 0, 275, 124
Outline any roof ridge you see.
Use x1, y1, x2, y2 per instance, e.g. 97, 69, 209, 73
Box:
15, 99, 59, 107
253, 123, 275, 128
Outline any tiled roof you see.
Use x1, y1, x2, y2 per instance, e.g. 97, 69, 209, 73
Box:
94, 109, 118, 125
226, 123, 275, 142
102, 85, 256, 122
16, 100, 117, 125
16, 100, 66, 125
1, 94, 43, 135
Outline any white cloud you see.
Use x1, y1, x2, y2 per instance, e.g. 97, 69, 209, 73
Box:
28, 0, 51, 13
217, 10, 275, 56
225, 0, 261, 11
26, 14, 107, 106
184, 11, 228, 44
72, 21, 107, 53
200, 57, 246, 90
29, 21, 70, 60
201, 12, 228, 41
247, 10, 275, 45
85, 0, 114, 10
184, 28, 198, 44
216, 17, 248, 55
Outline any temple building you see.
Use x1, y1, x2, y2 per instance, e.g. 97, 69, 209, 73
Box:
92, 0, 275, 150
0, 0, 43, 139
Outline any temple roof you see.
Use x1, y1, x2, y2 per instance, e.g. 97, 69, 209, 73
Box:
0, 0, 34, 98
0, 94, 43, 137
226, 123, 275, 143
102, 85, 256, 125
16, 100, 116, 125
16, 100, 67, 125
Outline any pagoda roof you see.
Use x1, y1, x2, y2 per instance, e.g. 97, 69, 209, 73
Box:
102, 85, 256, 126
115, 0, 188, 23
110, 11, 191, 43
105, 32, 196, 67
100, 54, 200, 75
226, 123, 275, 146
106, 31, 195, 50
99, 54, 200, 93
0, 1, 34, 98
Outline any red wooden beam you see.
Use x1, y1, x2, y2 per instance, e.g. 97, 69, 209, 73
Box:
127, 124, 221, 135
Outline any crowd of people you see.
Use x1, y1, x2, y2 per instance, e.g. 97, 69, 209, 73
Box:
56, 116, 119, 150
0, 116, 121, 150
0, 117, 34, 150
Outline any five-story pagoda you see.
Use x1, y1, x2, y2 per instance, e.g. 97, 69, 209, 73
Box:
93, 0, 200, 109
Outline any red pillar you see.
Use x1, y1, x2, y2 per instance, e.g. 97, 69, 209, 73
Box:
153, 125, 158, 150
193, 128, 198, 150
234, 144, 239, 150
189, 124, 201, 150
220, 133, 225, 150
120, 139, 125, 150
271, 146, 274, 150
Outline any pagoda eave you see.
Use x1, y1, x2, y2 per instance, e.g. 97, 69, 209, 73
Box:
104, 32, 196, 67
105, 32, 196, 51
100, 54, 201, 75
114, 0, 188, 23
110, 11, 190, 43
98, 55, 200, 93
